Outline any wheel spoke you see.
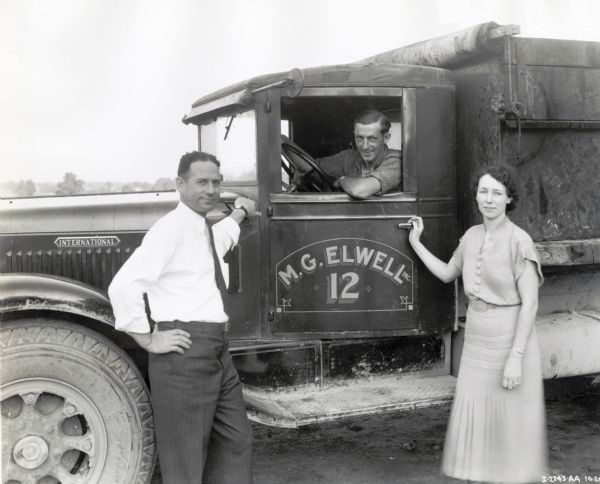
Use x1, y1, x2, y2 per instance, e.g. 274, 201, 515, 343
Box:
53, 465, 87, 484
20, 475, 39, 484
56, 433, 95, 455
44, 401, 69, 430
4, 460, 43, 484
1, 411, 13, 434
61, 399, 81, 419
19, 392, 41, 406
17, 394, 40, 423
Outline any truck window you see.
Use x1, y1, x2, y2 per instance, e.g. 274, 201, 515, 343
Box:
280, 96, 402, 193
200, 110, 258, 184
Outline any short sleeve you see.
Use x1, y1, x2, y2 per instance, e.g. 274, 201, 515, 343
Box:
449, 237, 464, 272
370, 152, 401, 194
515, 237, 544, 286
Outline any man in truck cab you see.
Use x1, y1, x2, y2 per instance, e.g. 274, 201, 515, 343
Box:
287, 109, 402, 198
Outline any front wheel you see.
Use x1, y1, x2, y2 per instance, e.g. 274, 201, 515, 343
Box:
0, 320, 156, 484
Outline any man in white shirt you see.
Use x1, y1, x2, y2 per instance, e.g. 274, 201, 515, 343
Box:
108, 151, 256, 484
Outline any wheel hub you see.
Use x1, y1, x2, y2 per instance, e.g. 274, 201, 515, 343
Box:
2, 378, 108, 483
13, 435, 49, 469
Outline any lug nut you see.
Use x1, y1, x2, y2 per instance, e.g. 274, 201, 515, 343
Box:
64, 404, 77, 416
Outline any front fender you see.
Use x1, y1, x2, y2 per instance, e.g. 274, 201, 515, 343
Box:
0, 273, 115, 326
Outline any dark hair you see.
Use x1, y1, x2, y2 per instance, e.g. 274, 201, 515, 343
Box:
177, 151, 220, 179
353, 109, 391, 135
472, 164, 519, 211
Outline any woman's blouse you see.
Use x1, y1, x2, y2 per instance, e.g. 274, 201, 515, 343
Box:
449, 218, 543, 306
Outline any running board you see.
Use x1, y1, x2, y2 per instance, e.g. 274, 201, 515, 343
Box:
243, 374, 456, 428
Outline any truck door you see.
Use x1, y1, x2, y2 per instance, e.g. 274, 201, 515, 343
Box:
266, 88, 421, 337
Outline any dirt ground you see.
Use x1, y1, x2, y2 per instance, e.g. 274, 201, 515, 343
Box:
152, 376, 600, 483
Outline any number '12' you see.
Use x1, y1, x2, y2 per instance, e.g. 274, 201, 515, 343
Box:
327, 272, 359, 304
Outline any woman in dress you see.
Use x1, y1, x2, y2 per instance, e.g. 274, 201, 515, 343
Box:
408, 164, 547, 483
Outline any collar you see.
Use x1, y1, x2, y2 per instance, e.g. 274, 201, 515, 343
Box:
353, 145, 390, 170
484, 215, 511, 234
176, 201, 207, 226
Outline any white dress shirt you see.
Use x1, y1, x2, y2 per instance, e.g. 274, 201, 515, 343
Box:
108, 202, 240, 333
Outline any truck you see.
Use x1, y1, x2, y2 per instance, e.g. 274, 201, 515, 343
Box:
1, 21, 599, 484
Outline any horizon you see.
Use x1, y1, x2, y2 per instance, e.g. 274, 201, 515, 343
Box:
2, 0, 599, 183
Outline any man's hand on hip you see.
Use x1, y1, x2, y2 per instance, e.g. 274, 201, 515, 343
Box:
128, 326, 192, 354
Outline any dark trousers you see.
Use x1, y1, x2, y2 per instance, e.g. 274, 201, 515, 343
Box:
149, 321, 253, 484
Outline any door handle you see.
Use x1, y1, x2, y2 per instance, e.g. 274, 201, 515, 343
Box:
397, 216, 416, 229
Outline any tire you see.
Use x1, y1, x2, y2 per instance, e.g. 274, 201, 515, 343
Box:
0, 319, 156, 484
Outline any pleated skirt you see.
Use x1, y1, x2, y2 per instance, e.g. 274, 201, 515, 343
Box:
442, 304, 548, 483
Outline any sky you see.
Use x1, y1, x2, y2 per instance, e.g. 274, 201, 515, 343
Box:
1, 0, 599, 183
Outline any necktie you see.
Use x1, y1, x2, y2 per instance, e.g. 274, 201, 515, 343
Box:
208, 224, 227, 295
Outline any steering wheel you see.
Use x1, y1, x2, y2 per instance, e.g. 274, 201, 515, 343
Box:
281, 135, 336, 192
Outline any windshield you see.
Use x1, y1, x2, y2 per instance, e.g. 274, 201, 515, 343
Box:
200, 110, 257, 184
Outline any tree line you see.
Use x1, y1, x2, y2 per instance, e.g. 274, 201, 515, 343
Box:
1, 173, 176, 197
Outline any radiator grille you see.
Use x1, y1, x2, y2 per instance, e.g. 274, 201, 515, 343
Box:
4, 246, 134, 291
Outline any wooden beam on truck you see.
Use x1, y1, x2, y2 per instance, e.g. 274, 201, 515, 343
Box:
536, 239, 600, 266
538, 310, 600, 379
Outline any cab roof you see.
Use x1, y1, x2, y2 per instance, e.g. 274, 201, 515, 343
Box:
184, 63, 453, 124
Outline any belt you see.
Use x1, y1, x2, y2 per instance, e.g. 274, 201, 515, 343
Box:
468, 299, 519, 312
157, 320, 230, 333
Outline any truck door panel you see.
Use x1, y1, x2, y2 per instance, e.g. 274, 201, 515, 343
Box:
268, 198, 418, 335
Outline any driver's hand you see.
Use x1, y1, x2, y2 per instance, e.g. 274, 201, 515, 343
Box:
292, 172, 305, 184
333, 176, 346, 189
234, 197, 258, 217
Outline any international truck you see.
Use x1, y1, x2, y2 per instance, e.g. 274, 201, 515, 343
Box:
1, 21, 599, 483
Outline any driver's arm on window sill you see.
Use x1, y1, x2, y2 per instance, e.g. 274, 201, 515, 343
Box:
337, 176, 382, 199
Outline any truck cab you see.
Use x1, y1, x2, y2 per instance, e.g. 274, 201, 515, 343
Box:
181, 63, 458, 423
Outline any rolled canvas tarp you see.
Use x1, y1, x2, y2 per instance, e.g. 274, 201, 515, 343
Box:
354, 21, 519, 68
